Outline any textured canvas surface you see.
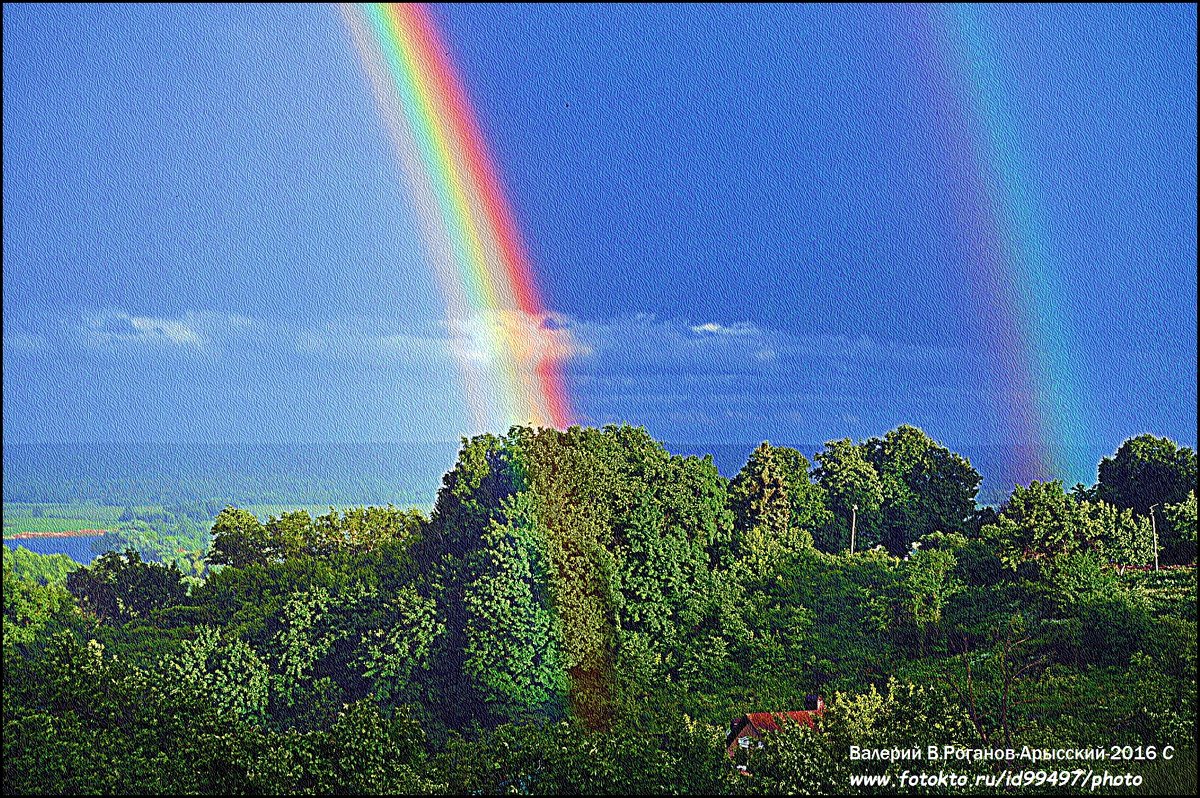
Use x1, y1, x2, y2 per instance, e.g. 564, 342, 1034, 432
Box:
3, 4, 1196, 794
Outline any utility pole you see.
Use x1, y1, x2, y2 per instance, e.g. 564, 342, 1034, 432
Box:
850, 503, 858, 555
1149, 503, 1160, 572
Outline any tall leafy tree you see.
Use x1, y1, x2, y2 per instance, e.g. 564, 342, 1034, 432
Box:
356, 587, 443, 706
982, 481, 1100, 570
2, 551, 80, 654
1097, 434, 1197, 515
160, 626, 269, 721
899, 542, 963, 654
729, 443, 792, 538
462, 492, 567, 720
421, 424, 733, 730
860, 425, 981, 554
520, 426, 625, 729
1162, 490, 1197, 564
729, 442, 798, 570
265, 509, 314, 561
773, 445, 833, 542
305, 506, 426, 556
64, 549, 186, 624
813, 439, 884, 552
3, 546, 77, 586
419, 431, 540, 728
208, 506, 269, 569
1091, 501, 1156, 567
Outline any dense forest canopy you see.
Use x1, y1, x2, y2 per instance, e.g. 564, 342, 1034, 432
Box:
3, 426, 1196, 794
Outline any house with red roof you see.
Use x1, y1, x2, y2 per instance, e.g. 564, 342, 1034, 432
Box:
726, 695, 825, 762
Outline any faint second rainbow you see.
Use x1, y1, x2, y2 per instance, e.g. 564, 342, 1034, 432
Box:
341, 2, 574, 432
918, 4, 1085, 484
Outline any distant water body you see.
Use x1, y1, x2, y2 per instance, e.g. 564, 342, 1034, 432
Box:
2, 441, 461, 509
4, 439, 1110, 513
4, 534, 103, 565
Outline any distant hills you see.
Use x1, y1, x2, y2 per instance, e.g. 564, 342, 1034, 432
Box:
1, 441, 460, 509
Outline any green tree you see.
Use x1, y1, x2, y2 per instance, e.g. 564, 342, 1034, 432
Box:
813, 438, 884, 552
462, 492, 566, 719
861, 425, 982, 554
2, 546, 77, 586
160, 626, 270, 721
420, 425, 734, 730
1091, 500, 1156, 568
208, 506, 269, 569
519, 426, 622, 729
340, 505, 425, 553
265, 509, 314, 561
321, 701, 431, 794
1162, 490, 1197, 565
773, 445, 833, 541
64, 549, 186, 624
2, 551, 80, 655
899, 539, 963, 653
729, 442, 805, 571
418, 432, 532, 729
729, 443, 792, 537
983, 481, 1101, 570
1097, 434, 1197, 515
357, 587, 443, 705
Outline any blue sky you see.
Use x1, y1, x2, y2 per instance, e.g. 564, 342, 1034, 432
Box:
3, 4, 1196, 474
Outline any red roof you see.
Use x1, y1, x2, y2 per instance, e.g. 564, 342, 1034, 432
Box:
744, 711, 820, 733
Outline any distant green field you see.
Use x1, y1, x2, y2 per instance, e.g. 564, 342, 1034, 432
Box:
239, 502, 426, 519
2, 499, 431, 538
2, 503, 123, 537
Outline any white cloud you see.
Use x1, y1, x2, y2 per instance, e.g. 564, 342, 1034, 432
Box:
71, 308, 592, 365
553, 312, 981, 438
130, 316, 203, 346
445, 309, 591, 365
62, 308, 962, 414
83, 310, 205, 348
558, 313, 965, 376
690, 321, 759, 336
28, 305, 999, 443
281, 310, 592, 372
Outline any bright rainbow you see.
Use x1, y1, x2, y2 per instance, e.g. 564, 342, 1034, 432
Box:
341, 2, 574, 432
917, 5, 1084, 484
